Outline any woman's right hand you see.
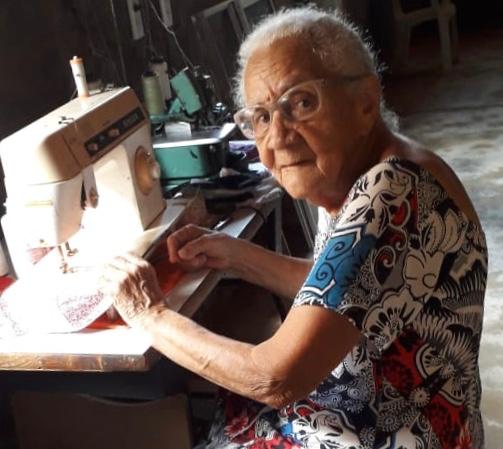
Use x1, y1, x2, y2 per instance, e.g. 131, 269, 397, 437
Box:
167, 224, 237, 272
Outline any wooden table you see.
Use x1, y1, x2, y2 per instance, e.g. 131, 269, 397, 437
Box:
0, 195, 282, 373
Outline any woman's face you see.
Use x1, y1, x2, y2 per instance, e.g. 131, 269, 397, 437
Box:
243, 37, 378, 210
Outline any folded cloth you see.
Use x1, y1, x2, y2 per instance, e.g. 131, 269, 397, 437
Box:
0, 253, 187, 338
0, 267, 110, 338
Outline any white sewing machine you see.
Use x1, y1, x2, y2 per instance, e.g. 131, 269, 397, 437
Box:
0, 87, 168, 279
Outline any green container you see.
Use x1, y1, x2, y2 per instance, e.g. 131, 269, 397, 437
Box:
154, 142, 226, 180
152, 123, 237, 185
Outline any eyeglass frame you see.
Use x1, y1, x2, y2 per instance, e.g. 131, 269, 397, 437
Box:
233, 75, 367, 140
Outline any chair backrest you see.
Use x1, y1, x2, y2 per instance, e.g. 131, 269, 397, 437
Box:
293, 199, 318, 252
392, 0, 442, 15
240, 0, 276, 28
191, 0, 249, 103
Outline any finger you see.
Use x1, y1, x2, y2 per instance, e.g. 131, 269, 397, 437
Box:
177, 234, 214, 261
103, 255, 134, 272
181, 254, 208, 270
121, 252, 153, 272
167, 225, 209, 263
120, 251, 144, 264
107, 254, 158, 286
166, 225, 202, 262
167, 231, 187, 264
109, 252, 145, 269
98, 269, 128, 294
104, 254, 149, 280
100, 261, 128, 281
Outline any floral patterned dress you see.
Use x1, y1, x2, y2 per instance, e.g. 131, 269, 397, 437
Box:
205, 158, 487, 449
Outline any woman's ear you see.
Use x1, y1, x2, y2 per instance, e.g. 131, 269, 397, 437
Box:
356, 75, 381, 135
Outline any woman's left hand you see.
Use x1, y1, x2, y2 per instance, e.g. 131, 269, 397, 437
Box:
99, 253, 165, 326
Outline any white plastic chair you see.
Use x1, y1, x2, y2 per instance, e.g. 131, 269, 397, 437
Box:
391, 0, 459, 71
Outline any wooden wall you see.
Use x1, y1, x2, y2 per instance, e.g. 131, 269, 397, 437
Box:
0, 0, 296, 141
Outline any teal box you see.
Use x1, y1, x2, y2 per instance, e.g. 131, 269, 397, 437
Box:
154, 142, 226, 180
152, 124, 236, 183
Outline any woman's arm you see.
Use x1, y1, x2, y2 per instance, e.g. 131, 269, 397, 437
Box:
167, 225, 312, 299
143, 304, 359, 409
102, 254, 360, 409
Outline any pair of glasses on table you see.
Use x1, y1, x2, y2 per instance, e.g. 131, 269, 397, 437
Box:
233, 75, 365, 140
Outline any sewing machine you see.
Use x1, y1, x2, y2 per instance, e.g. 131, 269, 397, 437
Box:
0, 87, 166, 279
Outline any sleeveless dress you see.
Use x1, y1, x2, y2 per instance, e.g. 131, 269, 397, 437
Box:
205, 158, 488, 449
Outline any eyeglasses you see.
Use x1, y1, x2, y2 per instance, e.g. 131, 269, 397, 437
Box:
234, 74, 368, 140
234, 78, 326, 141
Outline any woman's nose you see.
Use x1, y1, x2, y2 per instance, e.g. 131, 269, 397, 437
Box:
267, 110, 295, 149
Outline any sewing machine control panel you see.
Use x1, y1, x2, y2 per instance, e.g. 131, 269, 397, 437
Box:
84, 107, 146, 159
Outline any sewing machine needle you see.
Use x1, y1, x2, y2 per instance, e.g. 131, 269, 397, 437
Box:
57, 245, 69, 273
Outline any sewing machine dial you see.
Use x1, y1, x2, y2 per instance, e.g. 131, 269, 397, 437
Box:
135, 146, 161, 195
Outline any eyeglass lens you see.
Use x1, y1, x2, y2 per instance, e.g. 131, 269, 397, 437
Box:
249, 84, 321, 138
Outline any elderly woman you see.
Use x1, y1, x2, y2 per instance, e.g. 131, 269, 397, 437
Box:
101, 7, 487, 449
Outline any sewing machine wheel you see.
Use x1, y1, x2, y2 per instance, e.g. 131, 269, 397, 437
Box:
134, 146, 161, 195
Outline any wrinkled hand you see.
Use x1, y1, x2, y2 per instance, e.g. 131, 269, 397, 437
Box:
167, 224, 236, 271
99, 253, 165, 326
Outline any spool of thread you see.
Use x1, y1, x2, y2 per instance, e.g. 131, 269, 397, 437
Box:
149, 57, 172, 101
69, 56, 89, 97
142, 71, 165, 116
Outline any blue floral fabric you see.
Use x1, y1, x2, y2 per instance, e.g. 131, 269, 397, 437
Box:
205, 158, 487, 449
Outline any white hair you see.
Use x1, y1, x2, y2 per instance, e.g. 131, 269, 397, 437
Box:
233, 6, 398, 129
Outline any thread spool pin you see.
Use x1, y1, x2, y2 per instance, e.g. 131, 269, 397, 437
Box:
70, 56, 90, 98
